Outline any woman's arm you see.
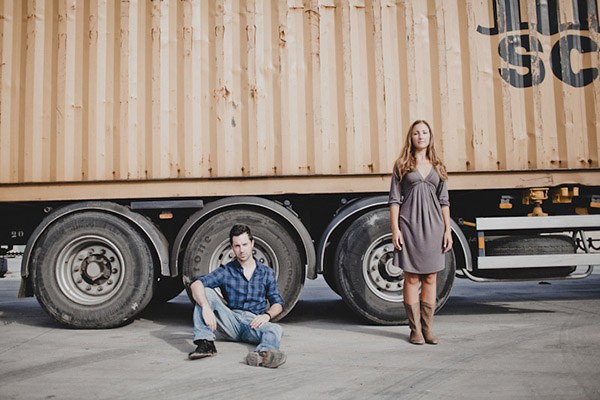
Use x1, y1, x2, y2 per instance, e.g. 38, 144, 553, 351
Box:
441, 206, 453, 252
390, 204, 404, 250
389, 170, 404, 250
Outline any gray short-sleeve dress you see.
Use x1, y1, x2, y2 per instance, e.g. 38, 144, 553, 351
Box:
389, 167, 450, 274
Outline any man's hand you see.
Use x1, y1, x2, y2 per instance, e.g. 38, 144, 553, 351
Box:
202, 307, 217, 331
250, 314, 271, 330
190, 280, 217, 330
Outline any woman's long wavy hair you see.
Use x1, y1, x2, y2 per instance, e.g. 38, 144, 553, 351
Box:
393, 120, 448, 181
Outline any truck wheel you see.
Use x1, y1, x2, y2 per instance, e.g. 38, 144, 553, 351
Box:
31, 212, 155, 328
182, 208, 304, 320
334, 208, 456, 325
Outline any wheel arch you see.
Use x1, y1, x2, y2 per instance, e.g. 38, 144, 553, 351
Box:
20, 201, 169, 297
451, 219, 472, 273
171, 196, 316, 281
317, 195, 389, 276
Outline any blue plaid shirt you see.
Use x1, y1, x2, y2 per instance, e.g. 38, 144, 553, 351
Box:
198, 259, 284, 315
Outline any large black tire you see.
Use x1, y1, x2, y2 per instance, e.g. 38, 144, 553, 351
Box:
334, 208, 456, 325
322, 266, 341, 296
182, 208, 305, 320
475, 234, 576, 279
150, 276, 184, 304
31, 212, 155, 328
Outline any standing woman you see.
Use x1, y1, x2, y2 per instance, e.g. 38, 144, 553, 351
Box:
389, 120, 452, 345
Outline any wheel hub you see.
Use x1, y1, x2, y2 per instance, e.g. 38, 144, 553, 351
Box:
385, 257, 403, 277
363, 235, 404, 302
79, 254, 111, 283
56, 236, 124, 305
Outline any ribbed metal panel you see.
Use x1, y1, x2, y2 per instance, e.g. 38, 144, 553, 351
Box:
0, 0, 598, 187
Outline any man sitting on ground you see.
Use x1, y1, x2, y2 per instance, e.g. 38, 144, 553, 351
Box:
188, 224, 286, 368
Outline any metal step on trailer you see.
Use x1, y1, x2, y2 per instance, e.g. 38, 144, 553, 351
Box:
475, 215, 600, 274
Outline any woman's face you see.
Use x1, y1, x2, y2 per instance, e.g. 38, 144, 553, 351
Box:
411, 122, 431, 151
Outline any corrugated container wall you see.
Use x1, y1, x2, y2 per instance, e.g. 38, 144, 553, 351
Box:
0, 0, 599, 188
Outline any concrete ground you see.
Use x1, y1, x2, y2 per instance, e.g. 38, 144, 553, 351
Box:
0, 260, 599, 400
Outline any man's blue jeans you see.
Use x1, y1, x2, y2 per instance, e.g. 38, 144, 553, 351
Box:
192, 288, 283, 352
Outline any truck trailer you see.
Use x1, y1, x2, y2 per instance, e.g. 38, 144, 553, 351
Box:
1, 0, 599, 328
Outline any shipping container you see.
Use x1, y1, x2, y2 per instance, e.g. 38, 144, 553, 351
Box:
1, 0, 599, 328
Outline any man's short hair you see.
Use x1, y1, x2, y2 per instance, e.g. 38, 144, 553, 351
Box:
229, 224, 253, 244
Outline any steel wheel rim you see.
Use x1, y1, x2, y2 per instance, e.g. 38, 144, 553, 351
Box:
362, 233, 404, 302
55, 235, 125, 305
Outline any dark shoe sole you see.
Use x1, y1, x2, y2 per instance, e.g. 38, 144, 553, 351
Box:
188, 352, 217, 360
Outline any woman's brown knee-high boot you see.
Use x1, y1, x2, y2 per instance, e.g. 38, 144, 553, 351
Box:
420, 301, 438, 345
404, 302, 425, 345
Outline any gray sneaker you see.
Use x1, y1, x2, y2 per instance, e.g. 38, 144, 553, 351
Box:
245, 350, 287, 368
